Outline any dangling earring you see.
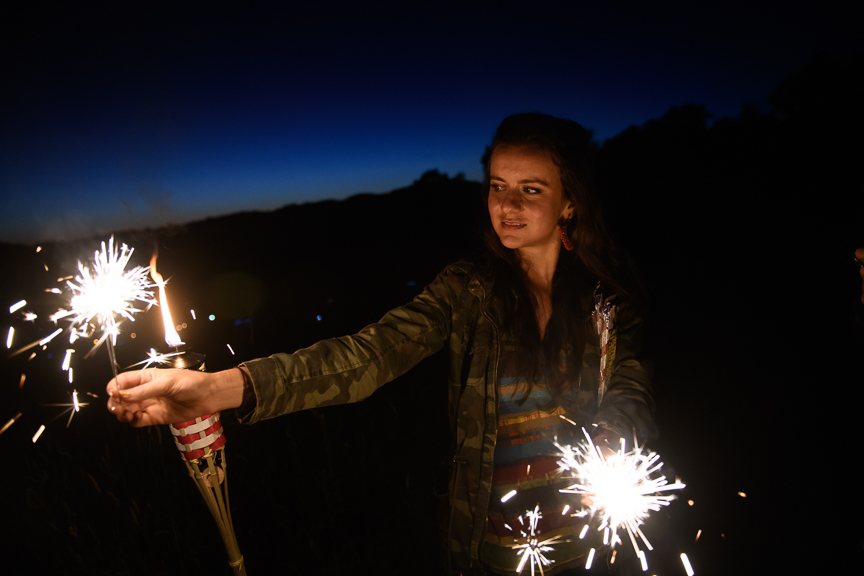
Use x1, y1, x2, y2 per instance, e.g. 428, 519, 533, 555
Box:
558, 218, 574, 251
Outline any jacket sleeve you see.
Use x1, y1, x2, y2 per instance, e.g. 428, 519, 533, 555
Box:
592, 305, 658, 445
238, 266, 469, 424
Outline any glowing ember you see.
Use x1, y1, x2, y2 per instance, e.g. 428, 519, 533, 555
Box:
32, 425, 46, 443
680, 552, 694, 576
6, 327, 13, 348
637, 550, 647, 571
558, 414, 577, 426
62, 349, 74, 371
585, 548, 596, 569
9, 300, 26, 313
149, 253, 184, 347
556, 428, 685, 564
512, 504, 562, 575
39, 328, 63, 346
0, 412, 22, 436
501, 489, 518, 503
227, 343, 235, 355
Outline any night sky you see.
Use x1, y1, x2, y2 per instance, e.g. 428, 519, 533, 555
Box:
2, 1, 862, 244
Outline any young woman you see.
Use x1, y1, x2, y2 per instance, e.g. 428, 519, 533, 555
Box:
107, 113, 656, 575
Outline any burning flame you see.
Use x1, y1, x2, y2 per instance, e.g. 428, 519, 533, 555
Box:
150, 253, 185, 347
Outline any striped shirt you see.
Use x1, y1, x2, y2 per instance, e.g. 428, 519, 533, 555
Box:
482, 341, 590, 575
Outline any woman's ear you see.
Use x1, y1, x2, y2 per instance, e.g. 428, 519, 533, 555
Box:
563, 202, 575, 222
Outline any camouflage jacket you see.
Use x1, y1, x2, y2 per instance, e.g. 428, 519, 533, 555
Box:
240, 261, 656, 575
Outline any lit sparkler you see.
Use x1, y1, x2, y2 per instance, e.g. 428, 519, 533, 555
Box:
51, 237, 156, 378
556, 428, 685, 568
512, 505, 563, 576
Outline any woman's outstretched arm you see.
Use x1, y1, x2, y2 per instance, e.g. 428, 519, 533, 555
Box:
106, 367, 247, 427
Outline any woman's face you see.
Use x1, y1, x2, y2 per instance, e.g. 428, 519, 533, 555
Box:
487, 144, 573, 256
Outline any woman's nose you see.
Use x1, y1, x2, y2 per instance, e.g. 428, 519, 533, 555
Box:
500, 189, 522, 211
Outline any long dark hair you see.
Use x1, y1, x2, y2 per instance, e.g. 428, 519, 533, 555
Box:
481, 113, 634, 409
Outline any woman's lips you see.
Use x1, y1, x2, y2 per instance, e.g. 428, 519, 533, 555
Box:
501, 221, 526, 230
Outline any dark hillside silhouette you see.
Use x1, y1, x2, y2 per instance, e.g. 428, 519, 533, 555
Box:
1, 54, 861, 575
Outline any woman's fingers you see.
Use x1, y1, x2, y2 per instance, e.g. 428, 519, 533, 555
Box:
106, 368, 219, 427
128, 410, 159, 428
116, 374, 176, 404
106, 369, 181, 425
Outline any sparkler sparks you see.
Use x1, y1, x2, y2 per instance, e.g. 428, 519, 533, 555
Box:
39, 328, 62, 346
62, 349, 74, 371
32, 425, 46, 443
55, 237, 156, 331
128, 348, 185, 370
0, 413, 22, 436
680, 552, 695, 576
42, 396, 91, 428
512, 505, 563, 576
556, 429, 685, 567
9, 300, 26, 313
50, 237, 156, 376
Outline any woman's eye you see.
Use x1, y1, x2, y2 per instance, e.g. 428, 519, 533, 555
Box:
524, 187, 540, 194
490, 184, 504, 192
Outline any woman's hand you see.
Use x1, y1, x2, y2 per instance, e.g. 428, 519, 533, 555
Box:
580, 435, 618, 507
106, 368, 245, 427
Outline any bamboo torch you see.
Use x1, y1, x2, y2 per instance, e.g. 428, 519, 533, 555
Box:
170, 414, 245, 574
151, 254, 246, 574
